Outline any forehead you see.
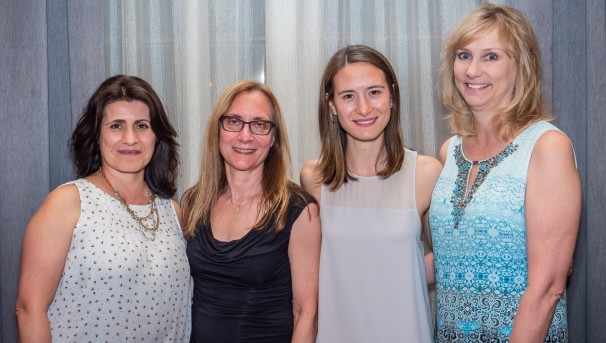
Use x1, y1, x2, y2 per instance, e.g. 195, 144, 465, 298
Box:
103, 100, 150, 121
459, 27, 513, 54
333, 62, 388, 90
227, 90, 273, 119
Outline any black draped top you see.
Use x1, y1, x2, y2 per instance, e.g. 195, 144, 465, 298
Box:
188, 191, 315, 343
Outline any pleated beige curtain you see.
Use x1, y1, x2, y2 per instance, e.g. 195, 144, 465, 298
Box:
1, 0, 604, 342
104, 0, 479, 194
103, 4, 605, 342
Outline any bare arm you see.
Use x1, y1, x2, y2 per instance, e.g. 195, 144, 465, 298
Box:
424, 252, 435, 285
300, 159, 322, 202
416, 153, 443, 285
15, 184, 80, 343
289, 202, 321, 343
416, 154, 442, 239
509, 131, 581, 342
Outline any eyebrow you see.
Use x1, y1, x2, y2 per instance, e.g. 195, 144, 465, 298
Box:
225, 113, 272, 121
457, 47, 507, 53
336, 85, 386, 96
105, 118, 151, 124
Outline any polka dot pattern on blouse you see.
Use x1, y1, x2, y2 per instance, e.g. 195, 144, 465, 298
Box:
47, 179, 191, 342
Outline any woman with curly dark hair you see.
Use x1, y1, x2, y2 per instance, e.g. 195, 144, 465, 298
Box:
16, 75, 191, 342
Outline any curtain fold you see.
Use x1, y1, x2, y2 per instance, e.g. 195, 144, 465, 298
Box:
101, 2, 602, 341
105, 0, 479, 186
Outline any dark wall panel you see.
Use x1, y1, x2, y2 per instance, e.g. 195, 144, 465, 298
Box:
0, 1, 49, 342
48, 0, 73, 188
0, 1, 104, 341
585, 0, 606, 341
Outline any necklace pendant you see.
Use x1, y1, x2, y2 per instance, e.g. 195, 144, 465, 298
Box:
230, 197, 248, 214
98, 167, 160, 240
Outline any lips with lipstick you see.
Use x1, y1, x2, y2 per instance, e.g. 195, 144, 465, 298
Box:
353, 117, 377, 126
119, 149, 142, 155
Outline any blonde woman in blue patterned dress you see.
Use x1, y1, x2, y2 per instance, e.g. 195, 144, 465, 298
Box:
16, 75, 191, 342
427, 4, 581, 342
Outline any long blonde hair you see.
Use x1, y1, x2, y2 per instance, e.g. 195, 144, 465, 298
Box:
182, 80, 299, 239
441, 3, 553, 140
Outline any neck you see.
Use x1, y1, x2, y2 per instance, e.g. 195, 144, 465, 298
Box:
98, 167, 149, 204
345, 138, 387, 176
224, 166, 264, 203
463, 129, 510, 161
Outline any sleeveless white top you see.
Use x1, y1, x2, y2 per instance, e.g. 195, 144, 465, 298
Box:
317, 149, 433, 343
47, 179, 191, 342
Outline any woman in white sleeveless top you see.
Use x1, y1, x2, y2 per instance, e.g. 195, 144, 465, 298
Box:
301, 45, 441, 343
16, 75, 191, 342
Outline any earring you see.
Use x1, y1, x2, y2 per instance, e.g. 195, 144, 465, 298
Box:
330, 107, 339, 123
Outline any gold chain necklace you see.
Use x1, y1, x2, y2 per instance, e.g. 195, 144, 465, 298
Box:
99, 167, 159, 240
230, 198, 248, 214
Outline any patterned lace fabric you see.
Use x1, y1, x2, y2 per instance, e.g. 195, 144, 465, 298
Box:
450, 142, 519, 230
429, 121, 569, 342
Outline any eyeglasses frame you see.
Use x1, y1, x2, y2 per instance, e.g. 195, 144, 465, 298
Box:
219, 115, 276, 136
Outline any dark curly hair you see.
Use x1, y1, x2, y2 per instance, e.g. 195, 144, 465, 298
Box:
70, 74, 179, 199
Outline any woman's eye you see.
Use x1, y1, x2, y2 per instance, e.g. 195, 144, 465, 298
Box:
369, 89, 382, 96
485, 53, 498, 61
137, 123, 150, 129
109, 123, 121, 129
227, 118, 240, 125
342, 94, 354, 100
252, 121, 267, 129
457, 52, 471, 60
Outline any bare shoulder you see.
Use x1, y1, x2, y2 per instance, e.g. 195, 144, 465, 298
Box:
300, 159, 322, 201
527, 129, 578, 191
300, 159, 320, 182
532, 130, 575, 162
414, 154, 442, 215
416, 153, 442, 184
46, 183, 81, 213
438, 137, 453, 164
27, 182, 81, 236
416, 154, 442, 174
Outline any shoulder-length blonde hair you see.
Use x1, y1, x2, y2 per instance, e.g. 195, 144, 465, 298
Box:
182, 80, 298, 239
318, 44, 404, 191
441, 3, 553, 140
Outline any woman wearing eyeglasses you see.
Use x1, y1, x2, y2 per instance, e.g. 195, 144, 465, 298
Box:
182, 80, 321, 343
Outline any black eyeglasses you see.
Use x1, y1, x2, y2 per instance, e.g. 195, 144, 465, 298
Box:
220, 115, 275, 135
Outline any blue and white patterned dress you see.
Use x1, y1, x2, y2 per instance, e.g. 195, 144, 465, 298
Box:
429, 121, 569, 342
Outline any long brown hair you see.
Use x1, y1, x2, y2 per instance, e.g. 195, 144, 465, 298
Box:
441, 3, 553, 140
182, 80, 301, 239
318, 45, 404, 191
